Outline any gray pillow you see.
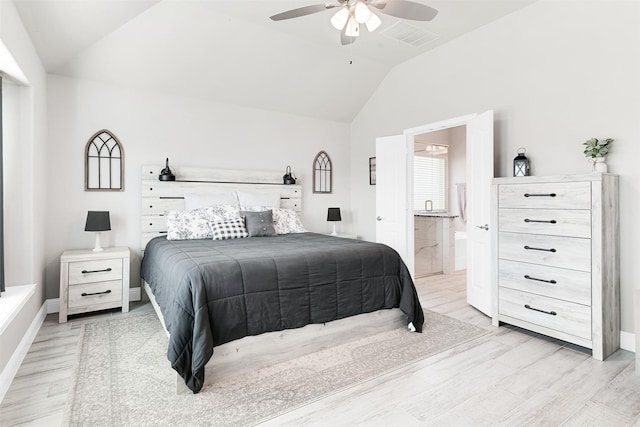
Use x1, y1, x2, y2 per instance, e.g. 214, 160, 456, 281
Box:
240, 210, 277, 237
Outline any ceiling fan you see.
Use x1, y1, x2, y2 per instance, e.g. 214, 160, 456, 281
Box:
270, 0, 438, 45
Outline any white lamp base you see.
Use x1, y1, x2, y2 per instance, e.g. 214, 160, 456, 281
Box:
92, 232, 104, 252
331, 223, 338, 236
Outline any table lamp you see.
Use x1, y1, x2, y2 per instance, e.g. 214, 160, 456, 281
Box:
327, 207, 341, 236
85, 211, 111, 251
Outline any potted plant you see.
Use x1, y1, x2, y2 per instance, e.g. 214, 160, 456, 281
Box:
583, 137, 613, 172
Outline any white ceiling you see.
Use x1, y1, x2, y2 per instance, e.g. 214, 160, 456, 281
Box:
13, 0, 536, 122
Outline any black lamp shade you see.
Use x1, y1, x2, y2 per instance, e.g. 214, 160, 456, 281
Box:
327, 207, 342, 222
85, 211, 111, 232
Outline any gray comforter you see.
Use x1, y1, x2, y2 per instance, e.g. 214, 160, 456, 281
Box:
140, 232, 424, 393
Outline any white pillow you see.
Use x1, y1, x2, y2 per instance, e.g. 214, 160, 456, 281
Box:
209, 204, 241, 222
236, 190, 281, 210
165, 208, 213, 240
184, 192, 238, 211
272, 208, 307, 234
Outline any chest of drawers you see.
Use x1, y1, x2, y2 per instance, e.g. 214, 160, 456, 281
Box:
491, 174, 619, 360
59, 247, 131, 323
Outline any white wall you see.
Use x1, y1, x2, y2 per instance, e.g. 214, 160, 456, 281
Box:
45, 75, 351, 299
350, 0, 640, 333
0, 0, 48, 373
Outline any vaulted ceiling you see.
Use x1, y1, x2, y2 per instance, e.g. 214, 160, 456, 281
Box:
13, 0, 536, 122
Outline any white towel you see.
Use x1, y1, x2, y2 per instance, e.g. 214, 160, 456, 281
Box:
456, 183, 467, 222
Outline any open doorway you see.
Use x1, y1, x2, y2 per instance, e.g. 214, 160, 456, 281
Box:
376, 111, 494, 316
413, 125, 467, 279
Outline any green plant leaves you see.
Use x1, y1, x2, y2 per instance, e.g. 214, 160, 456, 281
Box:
583, 137, 613, 158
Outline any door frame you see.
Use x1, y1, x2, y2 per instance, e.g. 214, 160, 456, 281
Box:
403, 114, 477, 279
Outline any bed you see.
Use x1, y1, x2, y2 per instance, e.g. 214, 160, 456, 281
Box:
140, 166, 424, 393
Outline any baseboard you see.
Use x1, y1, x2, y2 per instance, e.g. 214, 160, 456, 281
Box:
620, 330, 635, 353
46, 287, 141, 314
0, 301, 47, 403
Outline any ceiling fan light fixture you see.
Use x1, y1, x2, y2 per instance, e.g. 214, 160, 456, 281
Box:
365, 12, 382, 32
345, 16, 360, 37
330, 7, 350, 30
354, 2, 371, 24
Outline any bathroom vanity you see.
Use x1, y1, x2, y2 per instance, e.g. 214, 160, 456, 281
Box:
414, 213, 458, 277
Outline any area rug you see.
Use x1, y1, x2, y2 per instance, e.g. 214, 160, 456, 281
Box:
64, 310, 489, 426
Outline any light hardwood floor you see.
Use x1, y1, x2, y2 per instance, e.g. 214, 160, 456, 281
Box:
1, 270, 638, 426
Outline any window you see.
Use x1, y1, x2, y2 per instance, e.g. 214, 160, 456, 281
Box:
85, 129, 124, 191
413, 154, 447, 212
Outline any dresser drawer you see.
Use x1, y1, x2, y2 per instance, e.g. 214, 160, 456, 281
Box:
499, 232, 591, 272
499, 181, 591, 209
68, 259, 123, 285
498, 259, 591, 306
499, 287, 591, 341
67, 280, 123, 310
498, 209, 591, 238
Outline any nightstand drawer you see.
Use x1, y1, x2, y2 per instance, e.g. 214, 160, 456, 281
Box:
498, 259, 591, 306
499, 287, 591, 341
498, 181, 591, 209
68, 259, 123, 285
498, 209, 591, 238
67, 280, 123, 311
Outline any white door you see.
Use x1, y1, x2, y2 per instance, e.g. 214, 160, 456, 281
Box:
466, 110, 494, 316
375, 135, 413, 273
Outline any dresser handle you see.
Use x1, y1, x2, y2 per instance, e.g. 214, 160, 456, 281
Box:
81, 289, 112, 297
524, 245, 556, 253
524, 219, 557, 224
524, 304, 557, 316
524, 193, 557, 198
81, 267, 113, 274
524, 275, 557, 284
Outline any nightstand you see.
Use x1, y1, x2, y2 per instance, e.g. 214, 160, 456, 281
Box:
59, 247, 130, 323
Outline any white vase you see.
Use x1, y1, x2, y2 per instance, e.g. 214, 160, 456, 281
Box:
590, 157, 608, 173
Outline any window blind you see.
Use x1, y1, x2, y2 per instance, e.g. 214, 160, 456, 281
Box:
413, 155, 446, 212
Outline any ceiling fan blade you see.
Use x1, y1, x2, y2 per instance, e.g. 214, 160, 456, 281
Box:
374, 0, 438, 21
270, 4, 336, 21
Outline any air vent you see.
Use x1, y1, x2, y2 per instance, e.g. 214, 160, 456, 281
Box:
379, 21, 439, 48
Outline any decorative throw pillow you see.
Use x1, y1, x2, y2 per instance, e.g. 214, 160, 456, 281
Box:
240, 210, 277, 237
236, 190, 281, 209
272, 208, 307, 234
210, 218, 249, 240
165, 208, 213, 240
209, 204, 241, 222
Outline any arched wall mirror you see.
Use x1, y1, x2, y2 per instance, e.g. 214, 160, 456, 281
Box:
85, 129, 124, 191
313, 151, 332, 193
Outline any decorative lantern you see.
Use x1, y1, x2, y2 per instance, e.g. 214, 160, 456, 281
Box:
513, 148, 530, 177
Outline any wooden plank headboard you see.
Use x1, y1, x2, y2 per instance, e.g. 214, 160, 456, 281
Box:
141, 165, 302, 248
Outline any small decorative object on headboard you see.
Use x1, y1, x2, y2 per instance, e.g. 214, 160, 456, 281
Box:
159, 158, 176, 181
283, 166, 296, 184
